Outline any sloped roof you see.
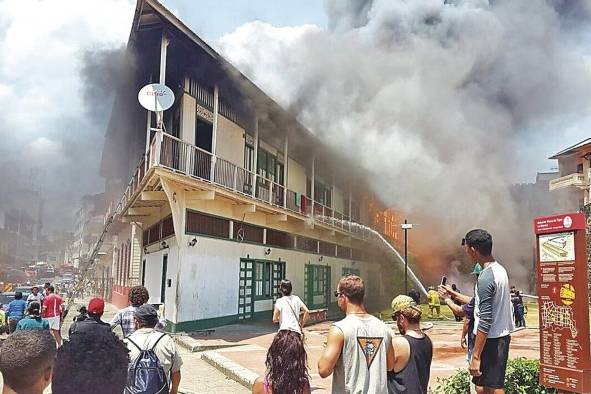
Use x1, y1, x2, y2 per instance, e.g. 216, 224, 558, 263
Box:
549, 137, 591, 159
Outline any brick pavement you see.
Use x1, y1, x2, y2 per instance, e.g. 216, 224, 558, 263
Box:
183, 320, 541, 393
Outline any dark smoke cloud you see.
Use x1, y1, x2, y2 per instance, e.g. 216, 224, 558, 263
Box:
218, 0, 591, 285
80, 46, 129, 123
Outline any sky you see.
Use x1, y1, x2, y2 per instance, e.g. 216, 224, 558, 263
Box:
0, 0, 589, 233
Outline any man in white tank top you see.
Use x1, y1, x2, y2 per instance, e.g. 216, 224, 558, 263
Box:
318, 275, 395, 394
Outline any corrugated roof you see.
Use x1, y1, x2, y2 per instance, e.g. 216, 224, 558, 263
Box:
549, 137, 591, 159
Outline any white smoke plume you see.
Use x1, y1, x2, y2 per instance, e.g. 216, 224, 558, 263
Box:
218, 0, 591, 284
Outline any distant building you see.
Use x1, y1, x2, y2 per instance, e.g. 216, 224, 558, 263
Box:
0, 186, 44, 267
548, 137, 591, 209
69, 193, 106, 269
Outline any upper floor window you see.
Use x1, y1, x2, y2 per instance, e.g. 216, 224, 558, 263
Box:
257, 148, 284, 185
577, 163, 584, 174
244, 144, 254, 172
307, 178, 332, 207
195, 118, 213, 152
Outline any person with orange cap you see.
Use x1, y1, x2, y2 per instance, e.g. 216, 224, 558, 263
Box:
68, 298, 111, 338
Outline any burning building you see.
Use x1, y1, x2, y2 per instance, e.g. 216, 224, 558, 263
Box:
96, 0, 400, 331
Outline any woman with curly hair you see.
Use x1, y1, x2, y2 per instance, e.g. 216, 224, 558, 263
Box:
252, 330, 311, 394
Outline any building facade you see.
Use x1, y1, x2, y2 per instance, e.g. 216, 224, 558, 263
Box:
69, 193, 106, 269
98, 0, 396, 331
549, 138, 591, 209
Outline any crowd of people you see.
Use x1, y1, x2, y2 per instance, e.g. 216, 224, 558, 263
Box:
0, 285, 182, 394
0, 228, 515, 394
256, 229, 513, 394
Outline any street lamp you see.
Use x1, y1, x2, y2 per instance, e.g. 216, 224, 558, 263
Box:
401, 219, 414, 295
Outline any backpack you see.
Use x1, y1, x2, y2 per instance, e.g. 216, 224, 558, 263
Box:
124, 333, 170, 394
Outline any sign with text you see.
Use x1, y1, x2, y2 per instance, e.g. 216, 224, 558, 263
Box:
534, 213, 591, 393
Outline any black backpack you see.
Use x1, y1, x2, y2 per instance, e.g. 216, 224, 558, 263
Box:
124, 334, 170, 394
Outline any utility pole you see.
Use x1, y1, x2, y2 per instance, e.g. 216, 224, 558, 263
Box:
401, 219, 413, 295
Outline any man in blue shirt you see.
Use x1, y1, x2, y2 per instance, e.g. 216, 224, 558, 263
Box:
6, 292, 27, 333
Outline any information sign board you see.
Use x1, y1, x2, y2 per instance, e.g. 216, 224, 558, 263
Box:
534, 213, 591, 393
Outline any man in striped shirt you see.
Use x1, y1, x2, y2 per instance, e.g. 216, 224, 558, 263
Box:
110, 285, 151, 337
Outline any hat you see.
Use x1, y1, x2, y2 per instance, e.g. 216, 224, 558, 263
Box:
87, 298, 105, 315
391, 295, 421, 314
134, 304, 159, 325
471, 263, 482, 275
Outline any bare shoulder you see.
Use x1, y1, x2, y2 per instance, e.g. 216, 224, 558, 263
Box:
252, 376, 265, 394
392, 335, 410, 350
328, 324, 344, 339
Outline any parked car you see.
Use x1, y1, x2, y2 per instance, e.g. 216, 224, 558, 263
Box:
12, 287, 32, 300
0, 293, 15, 309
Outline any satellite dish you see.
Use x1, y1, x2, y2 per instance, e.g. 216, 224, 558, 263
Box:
138, 83, 175, 112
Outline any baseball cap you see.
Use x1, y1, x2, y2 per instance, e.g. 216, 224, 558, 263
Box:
134, 304, 159, 324
391, 295, 421, 314
87, 298, 105, 315
471, 263, 482, 275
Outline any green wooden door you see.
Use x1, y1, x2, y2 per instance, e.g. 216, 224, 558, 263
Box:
272, 261, 286, 303
304, 264, 331, 310
238, 259, 255, 320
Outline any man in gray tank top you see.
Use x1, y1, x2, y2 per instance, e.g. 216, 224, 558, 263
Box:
318, 275, 395, 394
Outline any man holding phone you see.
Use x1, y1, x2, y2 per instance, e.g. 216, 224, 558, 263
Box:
462, 229, 513, 394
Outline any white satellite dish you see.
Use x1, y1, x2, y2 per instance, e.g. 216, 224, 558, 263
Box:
138, 83, 175, 112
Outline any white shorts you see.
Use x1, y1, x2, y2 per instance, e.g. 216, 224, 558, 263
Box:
46, 316, 60, 330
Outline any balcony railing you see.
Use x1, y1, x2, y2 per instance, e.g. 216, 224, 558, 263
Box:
113, 131, 368, 237
549, 173, 586, 191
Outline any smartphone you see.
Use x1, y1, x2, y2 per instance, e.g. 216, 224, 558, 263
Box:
441, 276, 447, 286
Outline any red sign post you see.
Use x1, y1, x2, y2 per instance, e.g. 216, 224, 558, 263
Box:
534, 213, 591, 393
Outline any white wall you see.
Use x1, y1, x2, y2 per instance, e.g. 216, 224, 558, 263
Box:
144, 250, 163, 304
143, 241, 179, 322
172, 234, 376, 324
181, 94, 196, 146
216, 116, 245, 167
287, 158, 307, 195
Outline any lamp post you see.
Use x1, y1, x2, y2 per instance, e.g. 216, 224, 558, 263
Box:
401, 219, 413, 295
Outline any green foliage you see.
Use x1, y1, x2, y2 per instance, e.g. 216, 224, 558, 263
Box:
430, 368, 471, 394
430, 358, 558, 394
